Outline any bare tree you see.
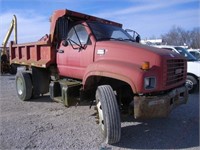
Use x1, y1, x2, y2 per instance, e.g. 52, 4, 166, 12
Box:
190, 27, 200, 49
161, 26, 200, 48
161, 26, 189, 46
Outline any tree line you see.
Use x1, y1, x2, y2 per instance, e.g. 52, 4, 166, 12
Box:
161, 26, 200, 49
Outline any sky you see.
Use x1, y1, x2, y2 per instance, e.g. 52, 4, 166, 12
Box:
0, 0, 199, 44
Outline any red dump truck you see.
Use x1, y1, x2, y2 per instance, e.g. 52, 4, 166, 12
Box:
10, 9, 188, 144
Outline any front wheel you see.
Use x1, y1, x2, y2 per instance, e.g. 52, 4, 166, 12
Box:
95, 85, 121, 144
186, 75, 198, 93
16, 72, 32, 101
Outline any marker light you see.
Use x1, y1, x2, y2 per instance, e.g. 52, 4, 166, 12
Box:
144, 77, 156, 90
141, 61, 150, 70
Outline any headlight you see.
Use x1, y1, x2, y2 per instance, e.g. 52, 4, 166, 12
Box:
144, 77, 156, 90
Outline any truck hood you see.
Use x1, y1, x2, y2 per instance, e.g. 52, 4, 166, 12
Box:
91, 41, 187, 93
95, 41, 183, 67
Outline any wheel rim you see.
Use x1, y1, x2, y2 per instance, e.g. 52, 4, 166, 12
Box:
16, 77, 24, 95
96, 100, 105, 131
186, 79, 193, 91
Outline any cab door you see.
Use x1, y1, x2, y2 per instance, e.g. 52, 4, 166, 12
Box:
57, 23, 95, 79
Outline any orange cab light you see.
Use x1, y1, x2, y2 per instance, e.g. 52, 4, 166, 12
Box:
141, 61, 150, 70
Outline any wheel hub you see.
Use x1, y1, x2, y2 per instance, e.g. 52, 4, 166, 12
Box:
16, 78, 24, 95
186, 79, 193, 91
96, 100, 105, 131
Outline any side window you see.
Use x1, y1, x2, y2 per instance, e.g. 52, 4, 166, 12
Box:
68, 24, 89, 45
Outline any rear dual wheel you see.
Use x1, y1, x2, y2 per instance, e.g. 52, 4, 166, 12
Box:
95, 85, 121, 144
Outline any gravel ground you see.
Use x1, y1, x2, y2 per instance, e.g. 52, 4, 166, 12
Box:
0, 74, 199, 150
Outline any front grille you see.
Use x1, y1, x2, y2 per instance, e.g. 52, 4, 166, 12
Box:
164, 59, 185, 86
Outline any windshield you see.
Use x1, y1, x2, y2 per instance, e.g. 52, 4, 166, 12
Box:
88, 22, 133, 42
174, 47, 197, 61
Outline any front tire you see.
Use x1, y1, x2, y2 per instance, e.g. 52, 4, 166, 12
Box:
16, 72, 32, 101
186, 75, 198, 93
96, 85, 121, 144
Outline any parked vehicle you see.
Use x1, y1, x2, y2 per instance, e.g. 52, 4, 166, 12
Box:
188, 49, 200, 60
154, 45, 200, 93
9, 9, 188, 144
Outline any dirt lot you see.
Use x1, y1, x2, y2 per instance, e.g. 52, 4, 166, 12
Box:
0, 74, 199, 150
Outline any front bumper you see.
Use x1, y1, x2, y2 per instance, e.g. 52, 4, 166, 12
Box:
133, 85, 188, 119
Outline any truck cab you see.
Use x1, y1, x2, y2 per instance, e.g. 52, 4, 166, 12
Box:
57, 21, 139, 79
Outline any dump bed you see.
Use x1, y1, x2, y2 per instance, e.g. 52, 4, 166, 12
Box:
9, 36, 55, 68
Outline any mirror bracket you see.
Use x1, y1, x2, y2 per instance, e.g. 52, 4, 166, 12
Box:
62, 40, 69, 47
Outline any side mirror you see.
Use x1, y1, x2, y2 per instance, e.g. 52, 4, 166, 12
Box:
125, 29, 141, 43
136, 35, 141, 43
62, 40, 68, 47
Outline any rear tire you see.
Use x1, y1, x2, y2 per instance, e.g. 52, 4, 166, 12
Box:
16, 72, 32, 101
96, 85, 121, 144
186, 75, 197, 93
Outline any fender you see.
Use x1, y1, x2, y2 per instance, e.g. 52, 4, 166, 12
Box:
83, 60, 145, 93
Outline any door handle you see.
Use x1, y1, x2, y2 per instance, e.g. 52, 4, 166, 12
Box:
57, 49, 64, 53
